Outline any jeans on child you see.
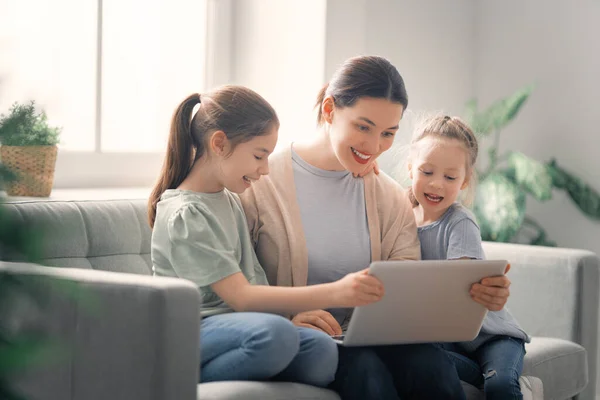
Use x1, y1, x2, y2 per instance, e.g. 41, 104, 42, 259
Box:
443, 336, 526, 400
199, 312, 337, 387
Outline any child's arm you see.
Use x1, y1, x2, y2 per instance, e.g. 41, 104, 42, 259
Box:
447, 218, 511, 311
447, 219, 485, 260
211, 269, 384, 314
166, 206, 383, 314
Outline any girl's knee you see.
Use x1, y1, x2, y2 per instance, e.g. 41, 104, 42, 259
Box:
300, 330, 338, 386
242, 314, 299, 373
252, 314, 299, 352
302, 329, 338, 358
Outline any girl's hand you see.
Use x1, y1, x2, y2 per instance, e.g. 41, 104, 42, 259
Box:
470, 264, 511, 311
354, 160, 380, 178
333, 269, 384, 307
291, 310, 343, 336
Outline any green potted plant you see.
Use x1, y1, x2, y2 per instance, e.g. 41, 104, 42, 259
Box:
0, 101, 61, 197
466, 84, 600, 245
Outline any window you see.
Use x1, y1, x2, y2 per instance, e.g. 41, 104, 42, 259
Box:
0, 0, 216, 187
101, 1, 207, 152
0, 0, 98, 151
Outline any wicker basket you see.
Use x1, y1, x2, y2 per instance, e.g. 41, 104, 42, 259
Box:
0, 145, 58, 197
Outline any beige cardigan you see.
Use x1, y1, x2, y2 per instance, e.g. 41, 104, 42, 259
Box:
239, 146, 421, 287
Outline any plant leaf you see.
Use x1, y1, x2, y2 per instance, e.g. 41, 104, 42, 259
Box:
464, 98, 478, 128
467, 84, 534, 136
0, 164, 17, 185
0, 337, 68, 373
519, 216, 556, 246
0, 205, 44, 263
507, 151, 553, 201
0, 101, 61, 146
0, 384, 29, 400
548, 159, 600, 220
473, 172, 526, 242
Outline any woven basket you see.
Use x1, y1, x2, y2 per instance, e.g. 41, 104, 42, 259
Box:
0, 145, 58, 197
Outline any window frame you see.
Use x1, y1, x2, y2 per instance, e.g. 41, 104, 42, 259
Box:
53, 0, 233, 189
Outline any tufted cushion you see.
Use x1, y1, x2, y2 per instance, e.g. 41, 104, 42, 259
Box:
2, 199, 153, 275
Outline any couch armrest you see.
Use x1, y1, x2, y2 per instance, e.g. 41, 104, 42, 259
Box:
0, 261, 200, 400
482, 242, 599, 400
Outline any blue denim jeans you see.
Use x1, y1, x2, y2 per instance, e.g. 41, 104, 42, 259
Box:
329, 343, 466, 400
199, 312, 337, 387
443, 336, 526, 400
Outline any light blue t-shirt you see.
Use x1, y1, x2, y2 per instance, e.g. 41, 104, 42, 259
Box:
418, 203, 530, 351
151, 189, 269, 317
292, 147, 371, 327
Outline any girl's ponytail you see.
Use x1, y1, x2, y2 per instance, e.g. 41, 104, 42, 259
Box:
148, 85, 278, 227
148, 93, 201, 227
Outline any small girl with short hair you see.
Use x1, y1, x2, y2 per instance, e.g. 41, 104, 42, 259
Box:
149, 85, 384, 386
406, 115, 530, 400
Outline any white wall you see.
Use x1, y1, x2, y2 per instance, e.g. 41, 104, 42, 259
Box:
325, 0, 476, 176
474, 3, 600, 396
474, 1, 600, 256
230, 0, 326, 150
230, 0, 475, 171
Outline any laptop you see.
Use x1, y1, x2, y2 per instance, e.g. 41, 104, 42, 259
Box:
332, 259, 508, 346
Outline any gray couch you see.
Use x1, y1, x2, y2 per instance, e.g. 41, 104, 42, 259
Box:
1, 198, 598, 400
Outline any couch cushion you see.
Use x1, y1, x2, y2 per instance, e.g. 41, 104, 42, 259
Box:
196, 378, 544, 400
197, 381, 340, 400
523, 337, 587, 399
3, 199, 152, 275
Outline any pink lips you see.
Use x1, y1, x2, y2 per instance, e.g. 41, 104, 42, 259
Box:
351, 148, 372, 165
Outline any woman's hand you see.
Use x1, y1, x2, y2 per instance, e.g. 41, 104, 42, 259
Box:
470, 264, 511, 311
292, 310, 343, 336
354, 160, 380, 177
333, 269, 384, 307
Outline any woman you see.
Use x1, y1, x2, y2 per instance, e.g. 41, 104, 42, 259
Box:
239, 55, 511, 399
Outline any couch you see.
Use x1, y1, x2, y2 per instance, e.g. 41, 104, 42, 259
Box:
1, 198, 598, 400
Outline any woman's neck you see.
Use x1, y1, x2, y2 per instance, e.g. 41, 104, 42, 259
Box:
292, 128, 345, 171
178, 157, 224, 193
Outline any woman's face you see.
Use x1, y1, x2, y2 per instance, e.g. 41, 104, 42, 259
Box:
325, 97, 403, 175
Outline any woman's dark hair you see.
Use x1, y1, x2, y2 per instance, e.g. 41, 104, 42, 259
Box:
315, 55, 408, 125
148, 85, 279, 227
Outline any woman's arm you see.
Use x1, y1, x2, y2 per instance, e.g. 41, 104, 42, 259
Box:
211, 270, 384, 314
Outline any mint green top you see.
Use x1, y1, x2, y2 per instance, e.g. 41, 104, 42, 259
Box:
151, 189, 269, 316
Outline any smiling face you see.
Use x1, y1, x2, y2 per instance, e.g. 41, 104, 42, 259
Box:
409, 136, 471, 222
217, 124, 278, 194
324, 96, 404, 175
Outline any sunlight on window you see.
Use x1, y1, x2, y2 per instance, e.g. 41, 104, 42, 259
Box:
101, 0, 206, 152
0, 0, 206, 153
0, 0, 97, 151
